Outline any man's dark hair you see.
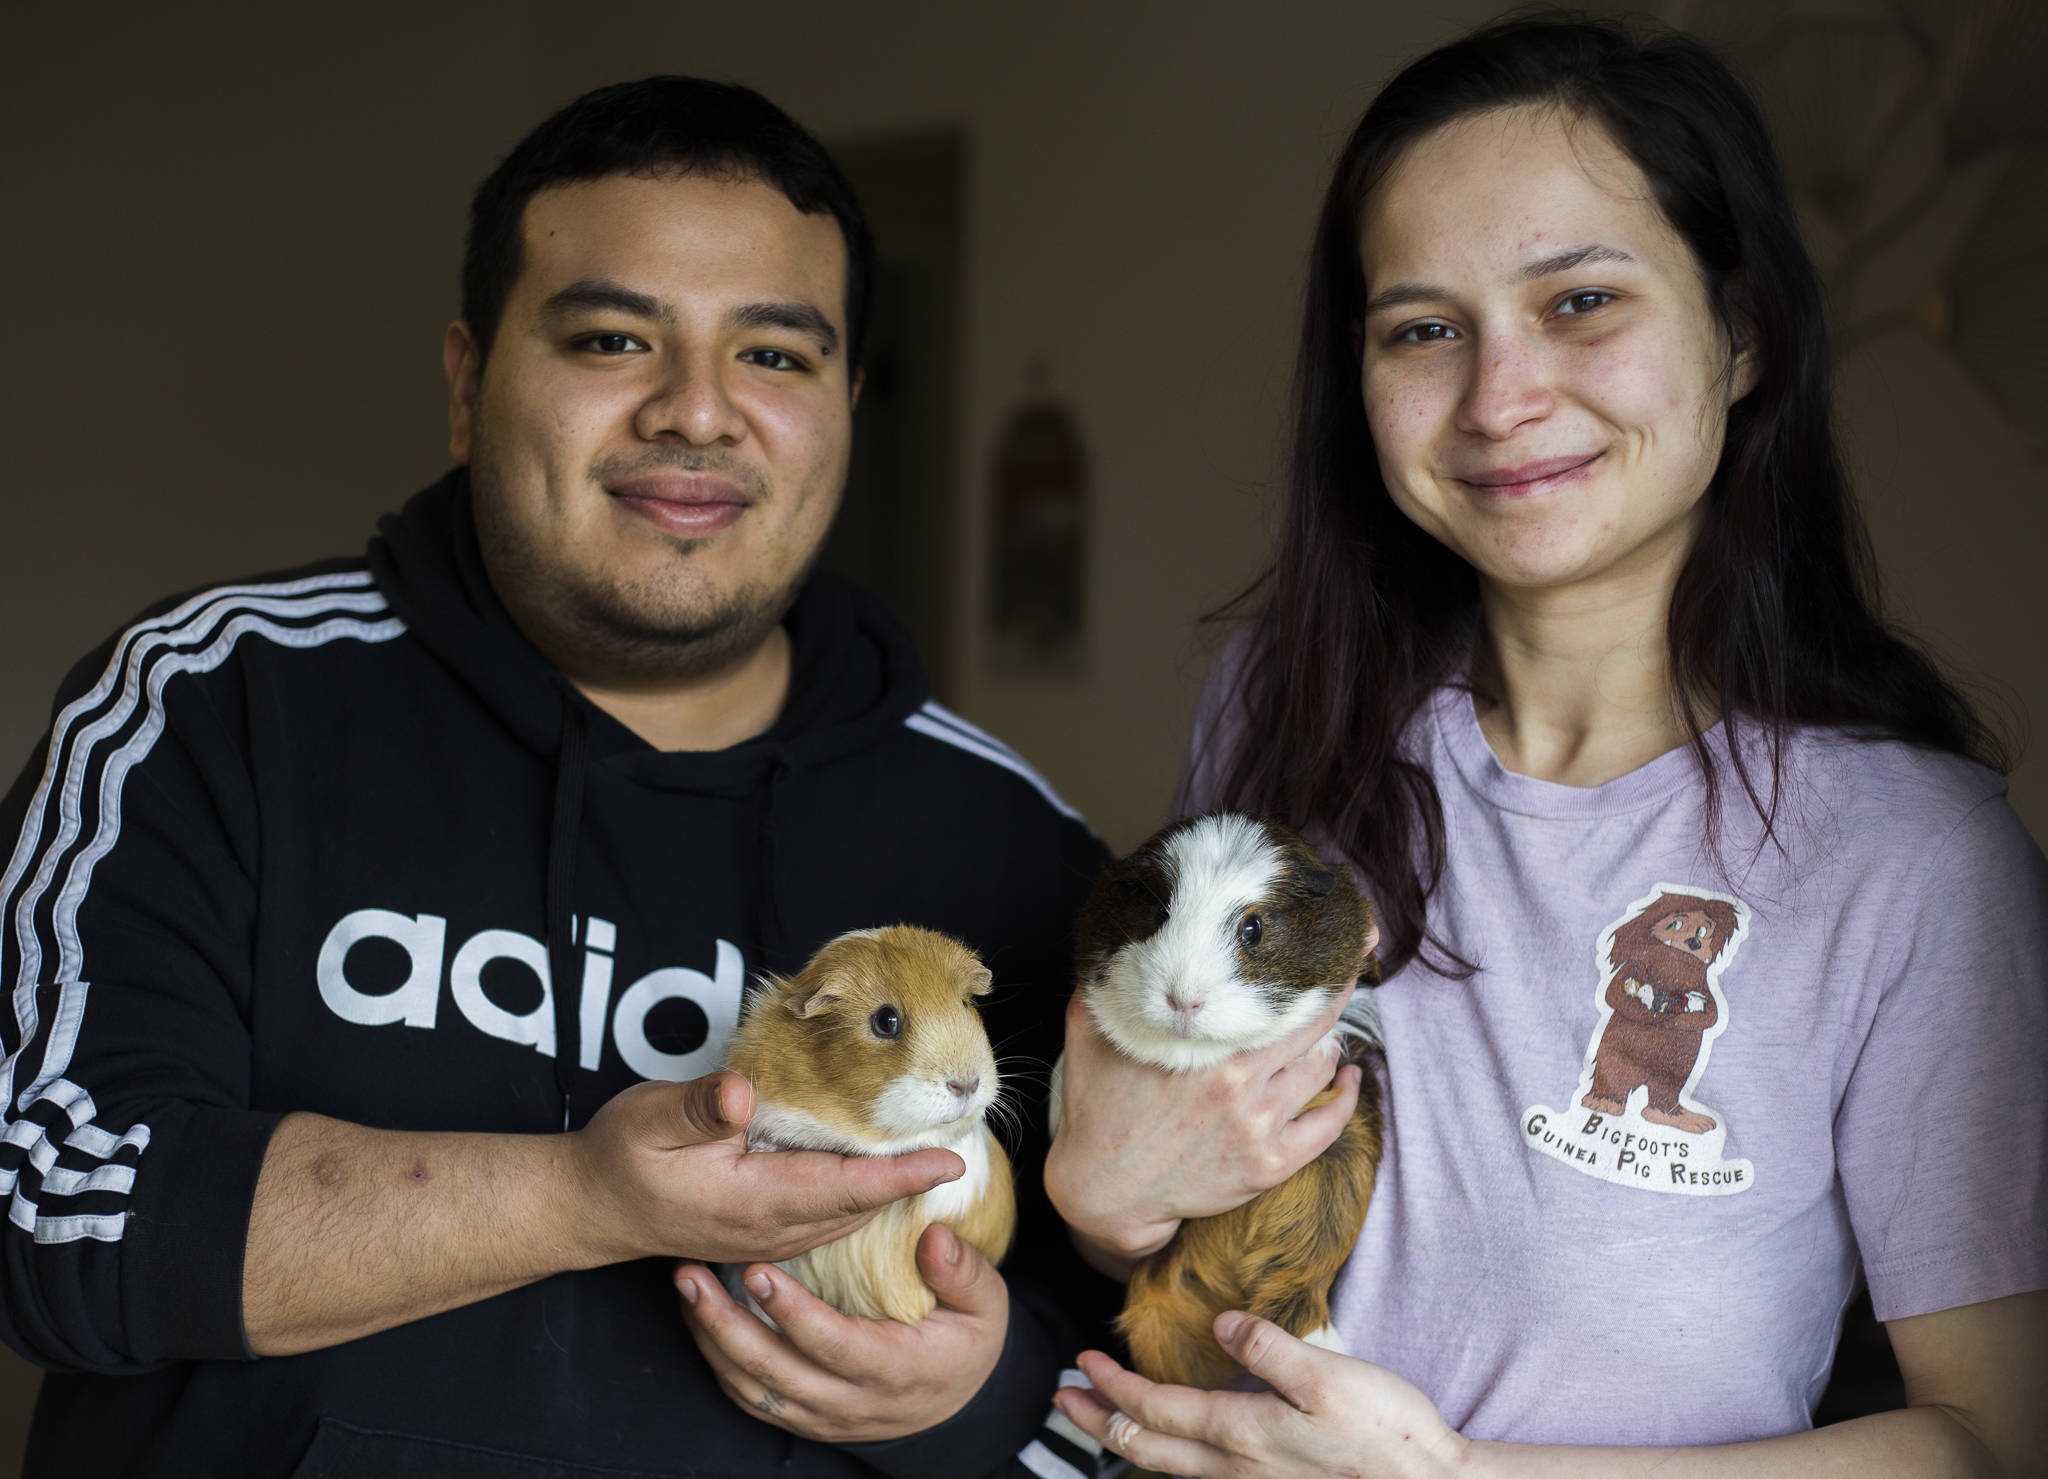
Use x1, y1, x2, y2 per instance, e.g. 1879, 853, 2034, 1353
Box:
461, 76, 875, 373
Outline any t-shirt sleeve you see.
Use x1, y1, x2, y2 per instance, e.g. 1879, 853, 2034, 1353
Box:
1834, 793, 2048, 1321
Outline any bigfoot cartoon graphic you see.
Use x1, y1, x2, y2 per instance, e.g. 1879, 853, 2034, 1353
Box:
1581, 892, 1742, 1132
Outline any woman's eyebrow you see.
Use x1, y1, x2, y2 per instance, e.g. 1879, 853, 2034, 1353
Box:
1362, 281, 1448, 316
1364, 244, 1639, 317
1520, 243, 1634, 280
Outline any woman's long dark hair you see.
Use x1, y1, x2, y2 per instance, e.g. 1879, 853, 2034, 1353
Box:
1216, 14, 2008, 979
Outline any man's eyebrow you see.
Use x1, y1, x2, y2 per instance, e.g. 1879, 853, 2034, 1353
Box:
539, 279, 673, 323
1363, 245, 1638, 318
729, 301, 839, 356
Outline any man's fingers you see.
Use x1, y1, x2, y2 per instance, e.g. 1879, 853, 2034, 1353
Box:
916, 1224, 1007, 1320
784, 1146, 964, 1221
734, 1264, 871, 1377
660, 1071, 753, 1148
676, 1264, 834, 1393
732, 1146, 963, 1250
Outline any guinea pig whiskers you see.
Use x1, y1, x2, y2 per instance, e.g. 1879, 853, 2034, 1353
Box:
982, 1088, 1025, 1154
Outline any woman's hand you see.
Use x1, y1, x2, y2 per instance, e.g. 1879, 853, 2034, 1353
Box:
1055, 1311, 1466, 1479
1042, 990, 1362, 1277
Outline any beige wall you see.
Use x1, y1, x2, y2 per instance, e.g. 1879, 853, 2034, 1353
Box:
0, 1, 2040, 1462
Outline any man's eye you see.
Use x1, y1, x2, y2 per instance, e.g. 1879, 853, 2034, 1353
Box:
576, 332, 645, 355
1555, 290, 1614, 316
742, 348, 805, 372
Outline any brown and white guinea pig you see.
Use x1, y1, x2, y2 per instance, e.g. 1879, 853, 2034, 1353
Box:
1053, 811, 1383, 1389
720, 925, 1016, 1325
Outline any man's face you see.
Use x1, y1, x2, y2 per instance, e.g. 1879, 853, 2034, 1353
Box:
445, 170, 856, 683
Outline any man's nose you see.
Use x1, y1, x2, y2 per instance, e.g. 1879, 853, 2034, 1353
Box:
635, 354, 746, 445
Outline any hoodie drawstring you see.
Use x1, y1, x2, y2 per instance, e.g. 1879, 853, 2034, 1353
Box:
547, 698, 590, 1130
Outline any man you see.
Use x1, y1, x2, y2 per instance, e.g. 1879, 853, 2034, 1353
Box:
0, 77, 1114, 1478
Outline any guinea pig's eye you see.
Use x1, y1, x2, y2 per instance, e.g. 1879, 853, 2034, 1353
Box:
868, 1005, 902, 1040
1238, 914, 1263, 948
1153, 904, 1171, 930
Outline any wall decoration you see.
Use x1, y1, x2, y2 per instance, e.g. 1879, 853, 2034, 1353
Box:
987, 367, 1088, 675
1676, 0, 2044, 456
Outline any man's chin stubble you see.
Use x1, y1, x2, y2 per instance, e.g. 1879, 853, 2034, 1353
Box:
556, 575, 796, 685
477, 510, 803, 685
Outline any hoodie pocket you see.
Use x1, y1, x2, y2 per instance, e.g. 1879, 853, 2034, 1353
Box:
288, 1418, 704, 1479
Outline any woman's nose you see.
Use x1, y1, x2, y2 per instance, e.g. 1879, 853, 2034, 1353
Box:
1455, 331, 1555, 441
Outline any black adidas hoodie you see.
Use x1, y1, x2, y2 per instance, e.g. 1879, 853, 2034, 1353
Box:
0, 472, 1116, 1478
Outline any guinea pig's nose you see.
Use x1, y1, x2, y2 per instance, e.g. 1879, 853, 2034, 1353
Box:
1165, 992, 1201, 1015
946, 1076, 980, 1099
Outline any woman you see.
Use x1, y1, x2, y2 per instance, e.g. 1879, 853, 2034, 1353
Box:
1044, 16, 2047, 1476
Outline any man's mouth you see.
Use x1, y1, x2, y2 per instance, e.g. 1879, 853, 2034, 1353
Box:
606, 471, 754, 538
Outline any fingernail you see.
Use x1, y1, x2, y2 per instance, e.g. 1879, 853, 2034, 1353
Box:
678, 1277, 699, 1306
747, 1271, 773, 1301
1216, 1310, 1247, 1343
941, 1225, 962, 1265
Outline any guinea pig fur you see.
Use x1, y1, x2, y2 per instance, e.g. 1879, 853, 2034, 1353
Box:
1060, 812, 1383, 1389
721, 925, 1016, 1325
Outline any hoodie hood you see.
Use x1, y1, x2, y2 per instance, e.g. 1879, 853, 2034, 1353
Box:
364, 469, 936, 1129
363, 469, 932, 790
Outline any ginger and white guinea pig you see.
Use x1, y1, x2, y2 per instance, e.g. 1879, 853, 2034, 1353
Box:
1055, 811, 1383, 1388
721, 924, 1016, 1325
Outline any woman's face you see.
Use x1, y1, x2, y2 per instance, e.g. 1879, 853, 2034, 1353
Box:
1357, 105, 1752, 601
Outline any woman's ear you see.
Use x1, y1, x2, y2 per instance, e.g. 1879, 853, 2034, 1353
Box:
1726, 319, 1762, 405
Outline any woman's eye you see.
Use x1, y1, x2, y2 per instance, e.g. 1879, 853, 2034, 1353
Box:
869, 1005, 902, 1040
1394, 322, 1456, 344
1238, 914, 1263, 948
1555, 290, 1613, 316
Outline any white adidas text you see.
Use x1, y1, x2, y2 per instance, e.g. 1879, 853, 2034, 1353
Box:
315, 910, 744, 1081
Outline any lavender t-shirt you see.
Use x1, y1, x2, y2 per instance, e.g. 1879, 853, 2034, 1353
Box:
1180, 670, 2048, 1447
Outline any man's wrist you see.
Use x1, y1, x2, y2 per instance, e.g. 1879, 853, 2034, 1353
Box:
538, 1129, 619, 1271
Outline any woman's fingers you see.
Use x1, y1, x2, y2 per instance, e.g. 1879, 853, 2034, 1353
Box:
1053, 1379, 1229, 1477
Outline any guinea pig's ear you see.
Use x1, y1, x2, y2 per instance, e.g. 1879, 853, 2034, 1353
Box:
788, 969, 850, 1019
1298, 864, 1337, 898
966, 965, 993, 998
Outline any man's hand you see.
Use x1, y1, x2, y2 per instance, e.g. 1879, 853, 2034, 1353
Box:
244, 1071, 964, 1357
569, 1071, 966, 1265
1042, 990, 1362, 1276
676, 1222, 1009, 1443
